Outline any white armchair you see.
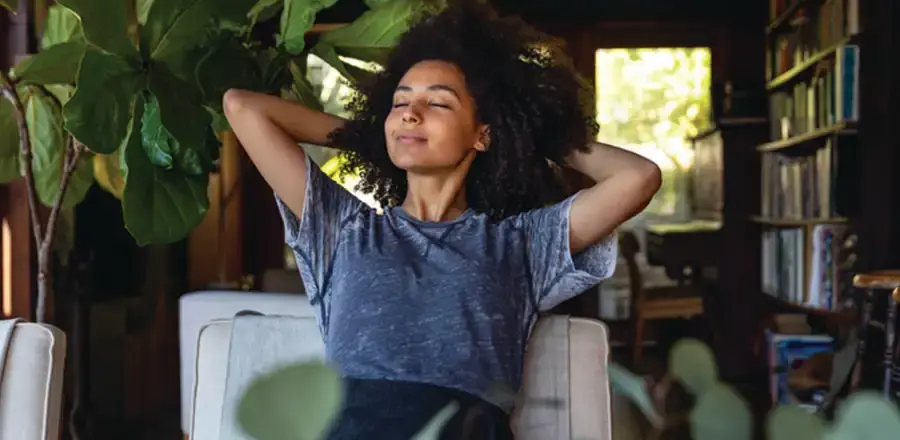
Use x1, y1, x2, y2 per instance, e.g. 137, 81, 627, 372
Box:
179, 291, 612, 440
0, 319, 67, 440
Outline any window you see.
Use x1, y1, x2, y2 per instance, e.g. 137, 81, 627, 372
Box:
594, 48, 712, 320
594, 48, 712, 222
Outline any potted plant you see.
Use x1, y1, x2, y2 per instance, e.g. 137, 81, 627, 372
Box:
1, 0, 440, 437
0, 0, 441, 321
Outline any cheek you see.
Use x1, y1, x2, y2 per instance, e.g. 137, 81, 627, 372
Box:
384, 113, 397, 134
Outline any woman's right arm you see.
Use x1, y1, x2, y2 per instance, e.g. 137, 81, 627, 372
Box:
222, 88, 346, 216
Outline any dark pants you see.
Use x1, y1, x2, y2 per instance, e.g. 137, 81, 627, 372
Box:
325, 378, 514, 440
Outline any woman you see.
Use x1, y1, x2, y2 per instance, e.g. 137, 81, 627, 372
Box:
224, 2, 661, 438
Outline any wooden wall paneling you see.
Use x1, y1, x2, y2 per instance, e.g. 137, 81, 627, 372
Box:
856, 0, 900, 272
188, 131, 245, 290
240, 150, 285, 287
4, 181, 35, 320
3, 3, 37, 322
716, 23, 768, 380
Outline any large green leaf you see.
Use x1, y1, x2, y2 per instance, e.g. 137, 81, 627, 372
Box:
608, 363, 663, 427
56, 0, 139, 59
411, 403, 459, 440
64, 50, 144, 154
44, 84, 75, 106
41, 5, 84, 49
287, 59, 322, 110
668, 338, 718, 395
139, 94, 176, 170
24, 88, 93, 209
280, 0, 339, 54
827, 391, 900, 440
93, 150, 125, 199
257, 47, 292, 94
122, 94, 209, 245
141, 0, 256, 65
0, 97, 21, 182
317, 0, 426, 64
248, 0, 282, 27
766, 405, 826, 440
13, 42, 85, 85
237, 361, 343, 440
0, 0, 17, 13
310, 42, 373, 84
146, 65, 216, 175
194, 38, 261, 111
689, 383, 752, 440
137, 0, 154, 24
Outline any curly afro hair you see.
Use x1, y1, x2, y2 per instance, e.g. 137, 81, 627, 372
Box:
331, 0, 598, 220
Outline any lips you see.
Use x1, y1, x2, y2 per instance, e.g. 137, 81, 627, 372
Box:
396, 132, 427, 144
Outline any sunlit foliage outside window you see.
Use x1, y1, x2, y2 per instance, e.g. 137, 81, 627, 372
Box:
285, 54, 380, 270
595, 48, 712, 219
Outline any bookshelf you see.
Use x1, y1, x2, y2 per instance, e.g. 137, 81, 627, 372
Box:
758, 0, 860, 314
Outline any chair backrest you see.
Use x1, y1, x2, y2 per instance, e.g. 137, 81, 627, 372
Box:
186, 310, 611, 440
0, 321, 67, 440
515, 315, 612, 440
178, 290, 312, 434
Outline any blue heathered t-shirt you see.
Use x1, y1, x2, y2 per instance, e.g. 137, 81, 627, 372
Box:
276, 156, 617, 410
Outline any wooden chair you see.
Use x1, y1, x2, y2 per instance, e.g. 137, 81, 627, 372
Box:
620, 230, 705, 366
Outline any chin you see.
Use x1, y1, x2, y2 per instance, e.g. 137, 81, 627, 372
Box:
387, 152, 416, 171
386, 145, 460, 173
387, 147, 429, 171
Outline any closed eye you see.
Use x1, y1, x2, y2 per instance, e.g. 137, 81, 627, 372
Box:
392, 102, 409, 108
429, 102, 451, 109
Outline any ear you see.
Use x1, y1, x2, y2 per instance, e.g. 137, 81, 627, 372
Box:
474, 125, 491, 152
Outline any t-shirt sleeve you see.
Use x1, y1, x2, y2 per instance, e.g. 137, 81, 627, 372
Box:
517, 191, 619, 311
274, 155, 364, 301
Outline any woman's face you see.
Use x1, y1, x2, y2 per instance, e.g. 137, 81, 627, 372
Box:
384, 60, 489, 173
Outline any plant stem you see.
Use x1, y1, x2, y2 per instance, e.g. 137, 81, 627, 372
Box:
0, 71, 43, 250
43, 136, 83, 260
0, 69, 50, 323
0, 72, 83, 324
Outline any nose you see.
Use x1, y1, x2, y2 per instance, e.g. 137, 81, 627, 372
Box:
401, 104, 422, 125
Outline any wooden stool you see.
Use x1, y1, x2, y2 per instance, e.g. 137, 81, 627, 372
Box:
852, 270, 900, 400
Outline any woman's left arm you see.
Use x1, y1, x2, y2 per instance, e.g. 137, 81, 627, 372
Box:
564, 142, 662, 254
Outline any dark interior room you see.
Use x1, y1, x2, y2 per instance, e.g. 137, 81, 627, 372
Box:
2, 0, 899, 438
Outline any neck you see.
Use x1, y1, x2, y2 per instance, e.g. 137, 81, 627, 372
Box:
401, 166, 470, 223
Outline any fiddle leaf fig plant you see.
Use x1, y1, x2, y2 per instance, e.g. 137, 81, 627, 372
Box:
0, 0, 439, 322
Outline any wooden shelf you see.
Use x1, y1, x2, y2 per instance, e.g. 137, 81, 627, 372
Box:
751, 216, 849, 226
687, 117, 768, 142
757, 121, 857, 153
766, 36, 857, 91
760, 292, 856, 323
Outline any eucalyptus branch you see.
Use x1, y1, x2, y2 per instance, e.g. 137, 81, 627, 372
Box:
0, 70, 44, 249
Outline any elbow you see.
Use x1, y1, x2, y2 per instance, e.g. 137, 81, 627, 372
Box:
222, 88, 256, 120
635, 160, 662, 201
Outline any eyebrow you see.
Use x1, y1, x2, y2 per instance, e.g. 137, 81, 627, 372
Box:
395, 84, 461, 99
